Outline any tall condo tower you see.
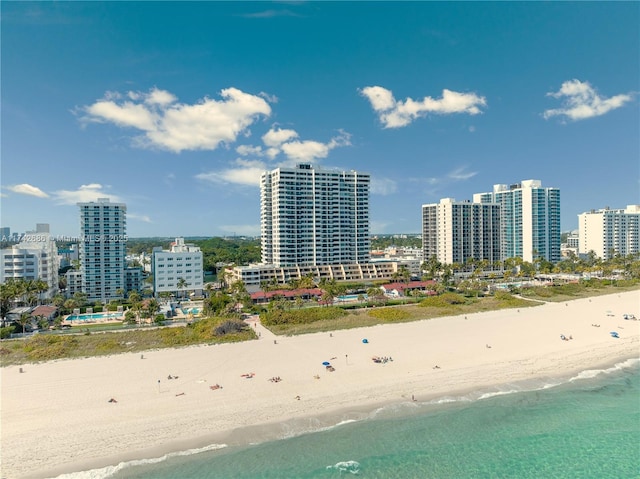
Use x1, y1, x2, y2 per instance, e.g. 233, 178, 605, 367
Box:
422, 198, 502, 265
473, 180, 561, 263
260, 163, 370, 267
78, 198, 127, 301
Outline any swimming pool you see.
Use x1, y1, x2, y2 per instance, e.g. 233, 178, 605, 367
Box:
65, 312, 124, 322
336, 294, 367, 302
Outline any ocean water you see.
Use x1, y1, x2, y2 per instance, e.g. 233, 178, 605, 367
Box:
58, 359, 640, 479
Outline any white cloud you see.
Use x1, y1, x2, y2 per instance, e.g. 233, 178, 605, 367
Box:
236, 145, 264, 156
447, 166, 477, 181
238, 128, 351, 163
53, 184, 123, 205
370, 177, 397, 196
79, 87, 273, 152
145, 87, 177, 106
280, 139, 331, 162
195, 159, 267, 187
262, 127, 298, 147
360, 86, 487, 128
410, 166, 476, 196
6, 183, 49, 198
543, 79, 633, 121
128, 213, 152, 223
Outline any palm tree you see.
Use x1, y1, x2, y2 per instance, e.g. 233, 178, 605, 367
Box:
319, 278, 341, 306
399, 266, 411, 284
300, 273, 315, 289
146, 298, 160, 322
1, 280, 25, 324
366, 286, 385, 305
52, 294, 65, 309
73, 291, 88, 308
176, 277, 189, 300
128, 291, 143, 326
63, 299, 78, 314
16, 312, 31, 334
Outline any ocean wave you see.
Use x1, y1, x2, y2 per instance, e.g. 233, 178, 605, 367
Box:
568, 357, 640, 383
326, 460, 361, 475
48, 443, 227, 479
476, 389, 520, 400
280, 417, 360, 440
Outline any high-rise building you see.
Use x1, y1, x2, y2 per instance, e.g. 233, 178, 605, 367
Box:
473, 180, 561, 263
578, 205, 640, 260
152, 237, 204, 297
422, 198, 502, 265
260, 163, 370, 267
78, 198, 127, 302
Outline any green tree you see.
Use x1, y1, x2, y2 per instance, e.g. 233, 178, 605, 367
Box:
1, 280, 21, 322
16, 312, 31, 334
146, 298, 160, 320
176, 277, 189, 300
73, 291, 88, 308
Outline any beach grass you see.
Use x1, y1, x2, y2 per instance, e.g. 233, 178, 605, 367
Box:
265, 292, 540, 336
0, 317, 256, 366
516, 279, 639, 302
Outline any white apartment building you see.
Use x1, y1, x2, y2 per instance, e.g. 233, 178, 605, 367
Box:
578, 205, 640, 260
78, 198, 127, 302
261, 163, 370, 267
474, 180, 561, 263
65, 270, 83, 298
422, 198, 502, 265
229, 261, 400, 293
152, 237, 203, 297
0, 232, 59, 298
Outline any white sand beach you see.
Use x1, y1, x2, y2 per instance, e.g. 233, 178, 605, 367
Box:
1, 290, 639, 479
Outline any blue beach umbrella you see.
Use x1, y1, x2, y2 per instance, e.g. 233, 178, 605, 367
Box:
322, 361, 331, 366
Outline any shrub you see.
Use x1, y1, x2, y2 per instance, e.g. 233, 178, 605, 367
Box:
367, 308, 411, 322
419, 292, 466, 308
0, 326, 15, 339
214, 320, 247, 336
261, 306, 347, 326
22, 335, 79, 361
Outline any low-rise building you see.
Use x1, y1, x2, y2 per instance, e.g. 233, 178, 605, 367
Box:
229, 261, 401, 293
152, 237, 204, 297
0, 231, 59, 298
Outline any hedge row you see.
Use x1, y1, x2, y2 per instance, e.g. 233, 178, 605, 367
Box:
261, 306, 347, 326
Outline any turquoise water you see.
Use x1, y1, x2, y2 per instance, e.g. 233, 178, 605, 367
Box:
66, 312, 123, 321
336, 294, 367, 301
59, 360, 640, 479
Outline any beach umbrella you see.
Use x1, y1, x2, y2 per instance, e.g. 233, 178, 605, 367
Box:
322, 361, 331, 366
362, 338, 369, 344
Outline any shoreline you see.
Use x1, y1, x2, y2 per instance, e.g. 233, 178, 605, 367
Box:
1, 291, 639, 479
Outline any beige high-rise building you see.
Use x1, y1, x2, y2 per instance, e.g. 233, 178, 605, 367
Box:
260, 163, 370, 267
578, 205, 640, 260
422, 198, 502, 265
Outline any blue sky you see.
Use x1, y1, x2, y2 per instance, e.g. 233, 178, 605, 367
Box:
2, 2, 638, 238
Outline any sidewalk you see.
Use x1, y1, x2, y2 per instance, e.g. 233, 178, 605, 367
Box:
245, 315, 277, 341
